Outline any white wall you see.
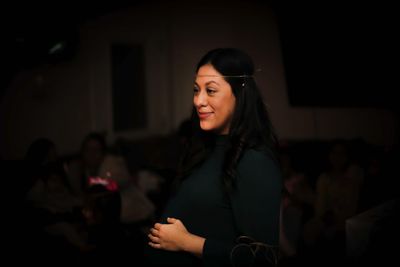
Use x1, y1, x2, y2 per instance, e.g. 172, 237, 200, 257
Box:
1, 1, 397, 159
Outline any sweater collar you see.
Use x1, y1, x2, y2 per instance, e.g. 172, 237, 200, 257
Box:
215, 134, 229, 146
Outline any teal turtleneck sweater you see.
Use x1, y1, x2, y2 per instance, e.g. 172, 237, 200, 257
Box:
145, 136, 282, 266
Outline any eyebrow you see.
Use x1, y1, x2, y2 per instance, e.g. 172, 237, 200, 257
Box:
194, 80, 220, 87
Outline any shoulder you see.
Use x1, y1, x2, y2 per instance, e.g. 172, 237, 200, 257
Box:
237, 148, 282, 184
238, 148, 279, 170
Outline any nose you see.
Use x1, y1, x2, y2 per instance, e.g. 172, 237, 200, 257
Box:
194, 90, 208, 108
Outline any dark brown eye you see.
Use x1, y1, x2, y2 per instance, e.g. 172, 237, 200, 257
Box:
207, 88, 216, 95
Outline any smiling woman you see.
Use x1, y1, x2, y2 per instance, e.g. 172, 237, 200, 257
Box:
194, 65, 236, 134
145, 48, 282, 267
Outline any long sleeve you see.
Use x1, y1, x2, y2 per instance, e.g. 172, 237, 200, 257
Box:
203, 149, 282, 266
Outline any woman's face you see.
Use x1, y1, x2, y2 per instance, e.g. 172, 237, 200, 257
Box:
194, 64, 236, 134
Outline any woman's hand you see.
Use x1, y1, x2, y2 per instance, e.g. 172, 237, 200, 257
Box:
148, 217, 189, 251
148, 217, 205, 257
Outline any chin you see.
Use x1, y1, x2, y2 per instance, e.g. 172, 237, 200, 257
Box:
200, 122, 215, 132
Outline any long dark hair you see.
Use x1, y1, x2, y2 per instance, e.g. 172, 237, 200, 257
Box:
178, 48, 279, 191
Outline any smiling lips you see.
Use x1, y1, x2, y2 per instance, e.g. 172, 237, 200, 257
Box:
198, 112, 213, 119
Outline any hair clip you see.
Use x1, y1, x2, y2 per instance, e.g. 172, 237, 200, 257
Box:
88, 176, 119, 192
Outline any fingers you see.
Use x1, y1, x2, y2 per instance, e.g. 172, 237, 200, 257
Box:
148, 242, 161, 249
150, 228, 159, 236
167, 217, 177, 223
153, 217, 179, 230
148, 224, 163, 249
148, 233, 160, 243
148, 227, 160, 241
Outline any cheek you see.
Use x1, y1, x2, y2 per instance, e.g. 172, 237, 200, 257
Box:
223, 98, 236, 118
214, 103, 234, 128
214, 94, 235, 110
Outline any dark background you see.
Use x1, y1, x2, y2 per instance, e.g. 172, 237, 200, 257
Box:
1, 1, 397, 110
274, 2, 396, 108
